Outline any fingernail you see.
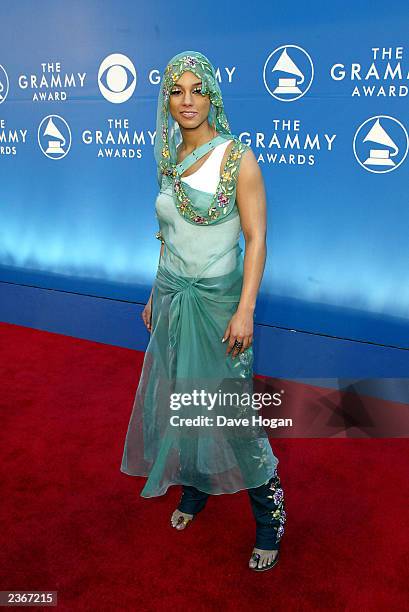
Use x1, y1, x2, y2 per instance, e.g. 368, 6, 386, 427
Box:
221, 337, 225, 342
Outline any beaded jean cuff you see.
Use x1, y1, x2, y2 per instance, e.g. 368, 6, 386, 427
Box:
250, 471, 286, 550
176, 471, 286, 551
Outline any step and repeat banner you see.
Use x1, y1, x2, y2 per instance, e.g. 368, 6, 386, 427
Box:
1, 0, 409, 349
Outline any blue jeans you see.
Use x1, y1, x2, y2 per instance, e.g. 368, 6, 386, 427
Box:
178, 469, 286, 549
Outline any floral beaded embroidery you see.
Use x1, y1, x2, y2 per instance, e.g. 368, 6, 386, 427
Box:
248, 436, 275, 470
170, 138, 248, 225
267, 474, 286, 541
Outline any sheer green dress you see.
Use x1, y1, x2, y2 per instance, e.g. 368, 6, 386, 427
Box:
120, 136, 279, 497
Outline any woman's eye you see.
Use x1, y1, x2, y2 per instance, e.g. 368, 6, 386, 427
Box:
170, 88, 202, 95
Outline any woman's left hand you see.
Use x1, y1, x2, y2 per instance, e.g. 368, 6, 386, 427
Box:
222, 308, 254, 359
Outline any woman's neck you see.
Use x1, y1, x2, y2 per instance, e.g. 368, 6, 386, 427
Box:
178, 123, 218, 155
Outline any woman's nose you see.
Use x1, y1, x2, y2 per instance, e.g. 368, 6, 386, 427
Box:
182, 92, 193, 104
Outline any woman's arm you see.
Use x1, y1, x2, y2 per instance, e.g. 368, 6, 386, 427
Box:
222, 148, 267, 358
236, 148, 267, 313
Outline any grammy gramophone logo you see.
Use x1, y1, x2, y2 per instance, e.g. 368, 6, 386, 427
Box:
0, 64, 9, 104
263, 45, 314, 101
37, 115, 72, 159
353, 116, 408, 173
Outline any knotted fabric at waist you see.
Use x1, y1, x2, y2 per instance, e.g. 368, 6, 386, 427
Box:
154, 261, 242, 352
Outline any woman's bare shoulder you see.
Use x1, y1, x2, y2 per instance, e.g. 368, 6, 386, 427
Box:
237, 144, 261, 182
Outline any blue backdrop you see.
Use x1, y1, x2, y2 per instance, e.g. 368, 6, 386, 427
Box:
1, 0, 409, 370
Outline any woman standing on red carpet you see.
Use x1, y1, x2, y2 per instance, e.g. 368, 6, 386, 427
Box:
120, 50, 286, 571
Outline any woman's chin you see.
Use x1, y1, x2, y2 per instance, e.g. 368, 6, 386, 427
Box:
178, 119, 200, 129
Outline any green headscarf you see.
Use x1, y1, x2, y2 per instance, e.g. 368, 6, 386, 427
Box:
154, 51, 232, 183
154, 51, 250, 225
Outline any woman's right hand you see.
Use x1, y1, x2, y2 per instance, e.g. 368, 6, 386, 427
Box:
142, 291, 153, 333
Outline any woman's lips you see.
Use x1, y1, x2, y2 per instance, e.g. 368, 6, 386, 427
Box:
180, 111, 197, 118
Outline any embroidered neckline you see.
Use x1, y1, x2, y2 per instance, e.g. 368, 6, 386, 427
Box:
164, 137, 248, 225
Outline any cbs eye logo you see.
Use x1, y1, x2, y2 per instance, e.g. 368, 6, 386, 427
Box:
0, 64, 10, 104
98, 53, 137, 103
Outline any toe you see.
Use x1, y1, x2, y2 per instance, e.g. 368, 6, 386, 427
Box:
171, 510, 182, 528
250, 548, 278, 569
249, 552, 259, 569
173, 511, 193, 530
272, 550, 278, 564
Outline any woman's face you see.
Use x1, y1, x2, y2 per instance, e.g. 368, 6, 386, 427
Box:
168, 70, 211, 130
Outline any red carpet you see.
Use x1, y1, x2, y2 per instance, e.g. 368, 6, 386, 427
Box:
0, 321, 408, 611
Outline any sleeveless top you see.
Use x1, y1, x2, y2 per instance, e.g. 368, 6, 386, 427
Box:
155, 139, 243, 279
